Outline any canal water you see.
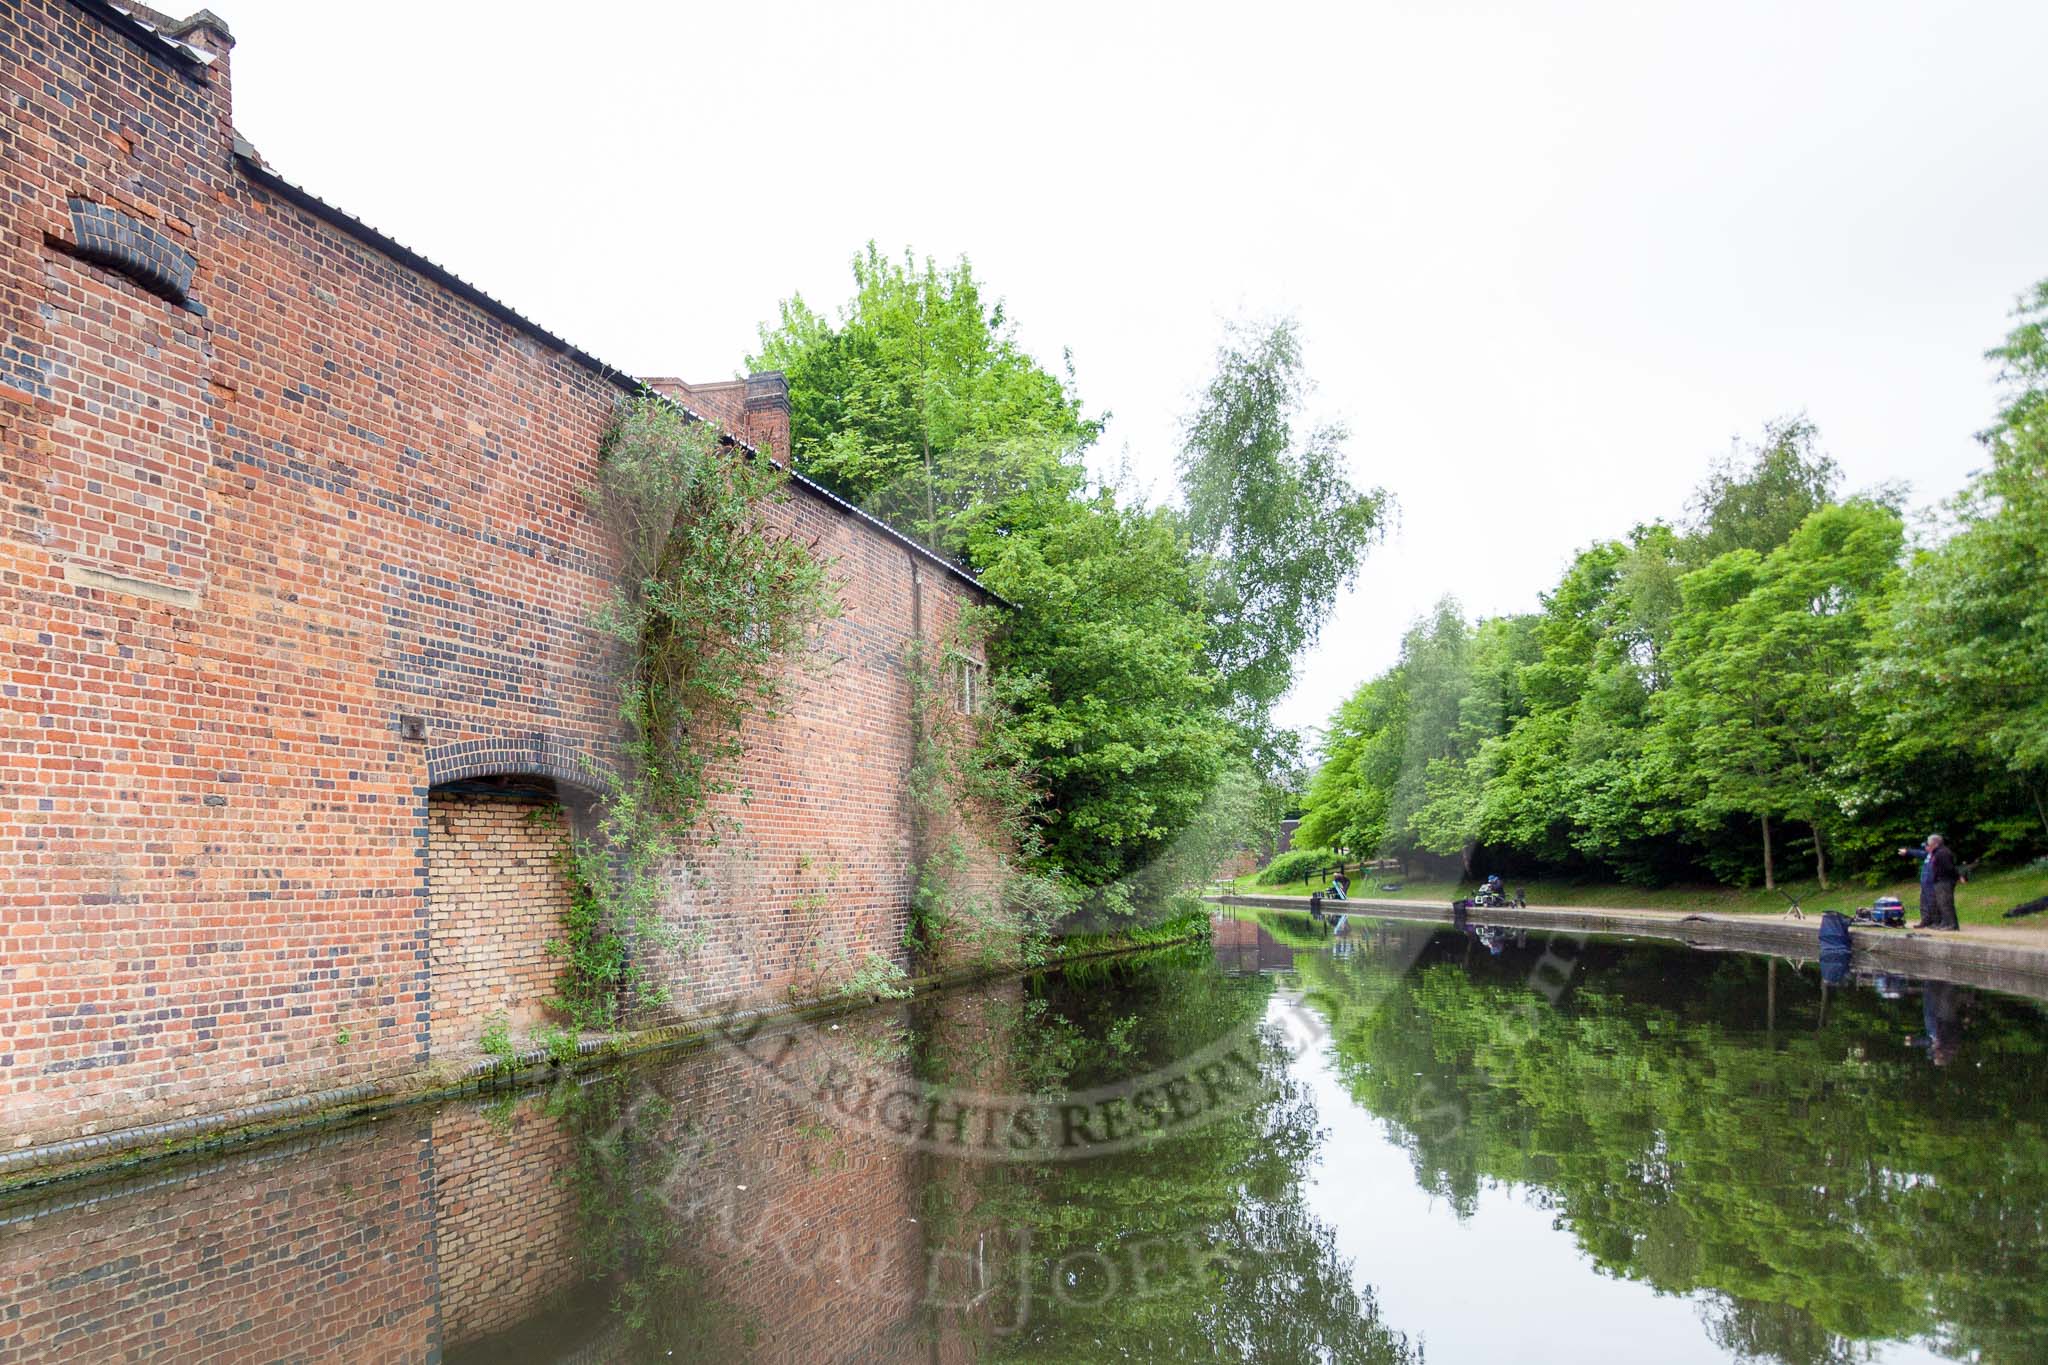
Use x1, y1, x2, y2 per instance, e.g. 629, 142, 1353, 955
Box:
4, 914, 2045, 1363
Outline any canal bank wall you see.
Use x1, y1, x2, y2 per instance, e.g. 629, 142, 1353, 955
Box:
1210, 894, 2048, 1002
0, 925, 1208, 1195
0, 974, 1034, 1364
1, 1, 1013, 1154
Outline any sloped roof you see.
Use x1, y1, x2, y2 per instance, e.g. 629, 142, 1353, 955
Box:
230, 142, 999, 602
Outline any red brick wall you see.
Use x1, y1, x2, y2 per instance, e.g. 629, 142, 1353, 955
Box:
621, 1033, 931, 1363
430, 1102, 582, 1348
0, 1120, 440, 1364
428, 792, 574, 1053
641, 376, 790, 460
0, 985, 1024, 1363
0, 0, 996, 1151
37, 251, 214, 597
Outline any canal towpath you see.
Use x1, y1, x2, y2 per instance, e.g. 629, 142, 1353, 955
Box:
1208, 891, 2048, 1001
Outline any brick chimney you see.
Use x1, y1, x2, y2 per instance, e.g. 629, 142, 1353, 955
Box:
168, 8, 235, 53
637, 372, 790, 461
121, 6, 236, 115
742, 371, 792, 461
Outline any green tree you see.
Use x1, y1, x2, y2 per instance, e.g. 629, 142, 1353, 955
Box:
757, 259, 1412, 909
971, 489, 1230, 897
1380, 601, 1473, 865
1138, 757, 1275, 895
1409, 613, 1538, 877
1294, 282, 2048, 887
1295, 674, 1407, 858
1296, 601, 1531, 878
1470, 541, 1629, 870
1177, 318, 1388, 750
1553, 527, 1688, 878
757, 250, 1244, 906
750, 244, 1098, 557
1682, 415, 1842, 567
1868, 279, 2048, 841
1649, 502, 1904, 888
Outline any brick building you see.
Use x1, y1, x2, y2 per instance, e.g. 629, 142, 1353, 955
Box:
0, 984, 1023, 1362
0, 1, 998, 1155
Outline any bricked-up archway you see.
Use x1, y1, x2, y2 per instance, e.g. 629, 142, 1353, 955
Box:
425, 734, 604, 796
427, 772, 592, 1058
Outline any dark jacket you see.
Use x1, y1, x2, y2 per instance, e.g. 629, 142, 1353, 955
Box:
1928, 844, 1960, 885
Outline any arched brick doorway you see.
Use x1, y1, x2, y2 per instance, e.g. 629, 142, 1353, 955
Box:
426, 770, 594, 1059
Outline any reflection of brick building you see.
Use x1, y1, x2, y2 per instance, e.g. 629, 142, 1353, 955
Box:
0, 987, 1025, 1363
1212, 916, 1296, 974
1261, 931, 1298, 974
1213, 915, 1256, 976
431, 1103, 583, 1345
0, 0, 1002, 1155
1214, 916, 1258, 953
0, 1122, 441, 1363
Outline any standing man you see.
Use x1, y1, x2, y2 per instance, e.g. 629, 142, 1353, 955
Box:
1920, 980, 1965, 1067
1900, 835, 1963, 930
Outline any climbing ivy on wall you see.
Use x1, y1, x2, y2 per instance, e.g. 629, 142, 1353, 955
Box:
551, 394, 840, 1032
903, 611, 1067, 970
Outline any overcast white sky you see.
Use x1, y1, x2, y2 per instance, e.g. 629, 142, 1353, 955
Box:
221, 0, 2047, 738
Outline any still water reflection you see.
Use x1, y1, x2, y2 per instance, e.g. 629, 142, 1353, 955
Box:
3, 916, 2045, 1363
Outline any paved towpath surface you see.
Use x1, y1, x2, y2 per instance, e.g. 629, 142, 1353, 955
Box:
1209, 892, 2048, 1001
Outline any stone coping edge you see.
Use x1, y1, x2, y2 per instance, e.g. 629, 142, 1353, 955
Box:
1210, 894, 2048, 1002
0, 931, 1202, 1198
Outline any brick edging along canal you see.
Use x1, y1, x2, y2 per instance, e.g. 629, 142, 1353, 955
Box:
0, 930, 1207, 1198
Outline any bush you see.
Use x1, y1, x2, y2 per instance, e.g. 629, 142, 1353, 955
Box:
1256, 847, 1334, 887
479, 1016, 513, 1062
842, 952, 912, 1002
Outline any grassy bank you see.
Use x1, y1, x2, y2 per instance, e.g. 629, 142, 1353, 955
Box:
1224, 863, 2048, 929
1052, 904, 1212, 958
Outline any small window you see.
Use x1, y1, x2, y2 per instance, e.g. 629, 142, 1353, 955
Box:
952, 655, 986, 716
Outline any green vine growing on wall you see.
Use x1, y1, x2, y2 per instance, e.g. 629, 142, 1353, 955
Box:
904, 611, 1068, 969
549, 394, 840, 1033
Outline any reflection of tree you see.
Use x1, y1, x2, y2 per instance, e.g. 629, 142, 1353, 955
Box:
1295, 937, 2048, 1364
1699, 1292, 1881, 1365
978, 951, 1422, 1363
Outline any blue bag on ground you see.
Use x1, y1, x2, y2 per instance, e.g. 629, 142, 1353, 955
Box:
1820, 910, 1854, 984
